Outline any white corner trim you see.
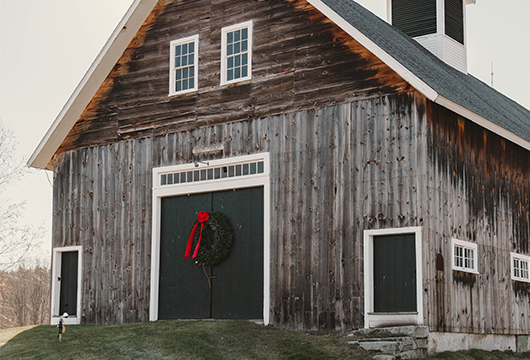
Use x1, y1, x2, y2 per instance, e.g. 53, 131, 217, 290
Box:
385, 0, 392, 24
363, 227, 423, 329
149, 153, 271, 324
435, 96, 530, 152
28, 0, 159, 170
50, 246, 83, 326
306, 0, 439, 102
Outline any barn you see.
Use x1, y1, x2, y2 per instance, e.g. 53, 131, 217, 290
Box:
29, 0, 530, 355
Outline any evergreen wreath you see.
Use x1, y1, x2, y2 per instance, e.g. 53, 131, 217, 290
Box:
189, 212, 234, 266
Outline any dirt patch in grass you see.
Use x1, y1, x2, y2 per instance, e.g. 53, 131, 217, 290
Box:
0, 326, 36, 347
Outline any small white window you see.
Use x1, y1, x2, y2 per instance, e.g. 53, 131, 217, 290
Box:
452, 239, 478, 274
511, 253, 530, 283
169, 35, 199, 96
221, 20, 253, 85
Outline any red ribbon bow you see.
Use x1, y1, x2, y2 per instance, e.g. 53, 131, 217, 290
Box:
184, 211, 210, 259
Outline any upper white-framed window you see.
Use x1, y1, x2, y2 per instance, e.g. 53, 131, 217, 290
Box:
511, 252, 530, 283
221, 20, 253, 85
452, 238, 478, 274
169, 34, 199, 96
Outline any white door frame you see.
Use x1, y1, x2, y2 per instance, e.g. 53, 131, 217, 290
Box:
363, 226, 423, 328
50, 246, 83, 325
149, 153, 271, 324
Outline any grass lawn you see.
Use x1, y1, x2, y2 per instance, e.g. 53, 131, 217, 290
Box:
0, 320, 530, 359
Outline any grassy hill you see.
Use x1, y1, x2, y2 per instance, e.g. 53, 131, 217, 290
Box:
1, 320, 530, 359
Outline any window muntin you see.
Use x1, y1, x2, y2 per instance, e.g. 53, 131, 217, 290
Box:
452, 239, 478, 274
169, 35, 198, 96
511, 253, 530, 283
221, 21, 252, 85
159, 160, 265, 187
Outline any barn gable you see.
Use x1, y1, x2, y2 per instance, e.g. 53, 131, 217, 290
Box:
56, 0, 413, 154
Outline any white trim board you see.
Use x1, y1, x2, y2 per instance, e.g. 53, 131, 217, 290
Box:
50, 246, 83, 326
149, 153, 271, 324
363, 227, 423, 329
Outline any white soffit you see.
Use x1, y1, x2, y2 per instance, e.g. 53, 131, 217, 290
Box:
28, 0, 159, 170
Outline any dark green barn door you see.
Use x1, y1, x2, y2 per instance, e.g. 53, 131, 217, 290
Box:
159, 187, 264, 320
59, 251, 78, 316
373, 234, 416, 313
159, 192, 211, 319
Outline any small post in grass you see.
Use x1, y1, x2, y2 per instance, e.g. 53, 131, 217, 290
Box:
57, 312, 68, 342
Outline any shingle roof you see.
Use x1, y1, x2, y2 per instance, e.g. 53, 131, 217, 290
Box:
321, 0, 530, 143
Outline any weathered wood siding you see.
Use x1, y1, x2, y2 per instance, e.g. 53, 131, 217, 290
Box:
54, 86, 530, 332
54, 93, 427, 327
424, 102, 530, 334
56, 0, 411, 155
53, 140, 153, 324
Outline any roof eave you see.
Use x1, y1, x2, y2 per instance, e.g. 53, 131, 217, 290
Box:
435, 96, 530, 152
27, 0, 159, 170
308, 0, 530, 151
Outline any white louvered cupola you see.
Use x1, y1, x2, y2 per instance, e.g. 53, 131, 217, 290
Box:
387, 0, 475, 74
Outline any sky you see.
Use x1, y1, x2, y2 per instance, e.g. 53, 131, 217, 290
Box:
0, 0, 529, 264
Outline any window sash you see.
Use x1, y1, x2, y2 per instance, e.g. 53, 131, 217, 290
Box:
512, 253, 530, 282
452, 239, 478, 273
169, 35, 199, 95
221, 21, 252, 85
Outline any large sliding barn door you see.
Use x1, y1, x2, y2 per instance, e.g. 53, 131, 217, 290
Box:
159, 187, 264, 320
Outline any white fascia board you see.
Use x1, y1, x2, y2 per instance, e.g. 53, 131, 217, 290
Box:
435, 96, 530, 152
28, 0, 159, 171
306, 0, 439, 102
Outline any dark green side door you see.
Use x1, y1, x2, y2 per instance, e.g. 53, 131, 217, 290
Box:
159, 187, 264, 320
59, 251, 78, 316
373, 234, 416, 313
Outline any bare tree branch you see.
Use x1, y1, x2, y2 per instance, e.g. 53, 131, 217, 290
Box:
0, 261, 50, 328
0, 119, 43, 273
